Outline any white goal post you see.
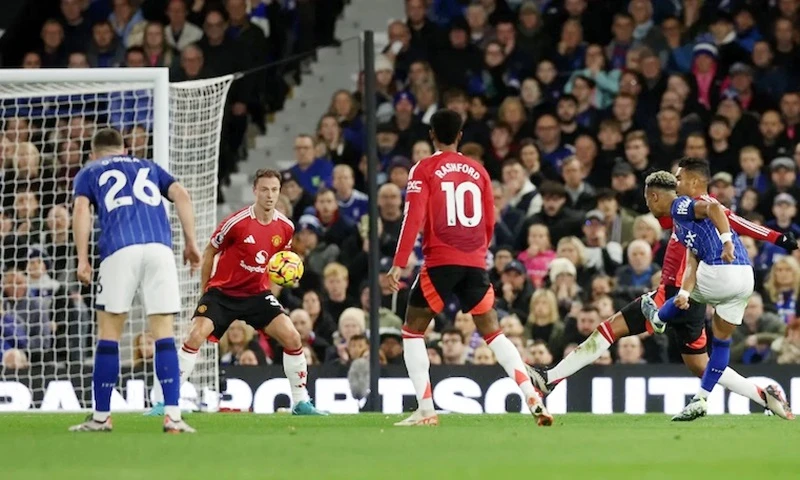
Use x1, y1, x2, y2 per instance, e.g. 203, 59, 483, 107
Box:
0, 67, 233, 412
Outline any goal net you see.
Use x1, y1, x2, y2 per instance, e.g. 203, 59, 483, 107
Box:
0, 68, 233, 412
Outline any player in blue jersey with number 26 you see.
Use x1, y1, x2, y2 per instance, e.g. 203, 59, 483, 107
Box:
642, 170, 755, 422
69, 128, 201, 434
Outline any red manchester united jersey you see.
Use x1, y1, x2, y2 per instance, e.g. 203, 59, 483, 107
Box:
658, 195, 780, 286
207, 206, 294, 296
394, 151, 494, 269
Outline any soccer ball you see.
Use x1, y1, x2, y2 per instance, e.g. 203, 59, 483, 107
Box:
268, 251, 304, 287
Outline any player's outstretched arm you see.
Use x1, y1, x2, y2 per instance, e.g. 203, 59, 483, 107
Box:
72, 196, 93, 285
168, 182, 201, 271
727, 211, 798, 250
199, 243, 218, 292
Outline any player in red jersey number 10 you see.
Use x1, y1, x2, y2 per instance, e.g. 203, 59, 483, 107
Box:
386, 109, 553, 426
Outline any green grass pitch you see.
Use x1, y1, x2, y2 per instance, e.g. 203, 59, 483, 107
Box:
1, 413, 797, 479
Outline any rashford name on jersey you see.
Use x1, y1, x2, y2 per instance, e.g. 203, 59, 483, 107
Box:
394, 151, 495, 270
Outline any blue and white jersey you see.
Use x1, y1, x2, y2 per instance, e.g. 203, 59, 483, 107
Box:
670, 196, 750, 266
338, 190, 369, 223
73, 155, 175, 261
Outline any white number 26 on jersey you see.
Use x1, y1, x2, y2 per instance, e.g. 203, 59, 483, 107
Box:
441, 181, 482, 227
99, 168, 162, 212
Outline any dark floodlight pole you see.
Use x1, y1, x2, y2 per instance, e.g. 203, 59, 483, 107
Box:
363, 30, 381, 412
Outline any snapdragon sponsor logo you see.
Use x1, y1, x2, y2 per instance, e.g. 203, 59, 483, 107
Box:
239, 250, 269, 273
239, 261, 266, 273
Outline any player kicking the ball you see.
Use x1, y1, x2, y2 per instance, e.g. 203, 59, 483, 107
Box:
387, 109, 553, 426
70, 128, 201, 433
642, 169, 776, 421
528, 159, 795, 421
148, 169, 324, 416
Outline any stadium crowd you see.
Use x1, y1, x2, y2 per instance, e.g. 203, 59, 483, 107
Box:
2, 0, 800, 374
0, 0, 343, 369
270, 0, 800, 371
3, 0, 345, 199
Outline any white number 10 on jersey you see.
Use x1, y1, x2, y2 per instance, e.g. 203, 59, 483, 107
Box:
441, 181, 482, 227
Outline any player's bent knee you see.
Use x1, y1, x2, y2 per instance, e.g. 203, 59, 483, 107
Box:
281, 329, 302, 351
608, 313, 631, 338
185, 316, 215, 349
266, 314, 301, 350
404, 306, 435, 333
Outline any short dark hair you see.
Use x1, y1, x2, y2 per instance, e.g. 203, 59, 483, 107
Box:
295, 133, 316, 146
644, 171, 678, 191
204, 8, 228, 22
573, 75, 596, 89
349, 333, 368, 344
678, 156, 711, 180
539, 181, 567, 198
42, 18, 63, 29
442, 88, 467, 105
558, 93, 578, 105
501, 157, 523, 170
595, 188, 618, 202
580, 305, 601, 316
441, 326, 465, 343
252, 168, 282, 188
314, 186, 335, 201
470, 94, 488, 106
460, 142, 484, 160
685, 131, 706, 142
613, 12, 633, 24
710, 115, 730, 128
492, 121, 512, 134
615, 92, 637, 104
494, 245, 515, 256
624, 130, 648, 147
92, 19, 113, 30
518, 138, 539, 151
91, 128, 125, 153
599, 118, 622, 132
125, 46, 146, 59
430, 109, 463, 145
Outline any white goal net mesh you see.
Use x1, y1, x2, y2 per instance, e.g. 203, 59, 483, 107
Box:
0, 73, 233, 412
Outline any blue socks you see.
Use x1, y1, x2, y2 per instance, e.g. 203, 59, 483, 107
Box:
93, 340, 119, 415
699, 337, 731, 397
154, 338, 180, 408
657, 295, 683, 323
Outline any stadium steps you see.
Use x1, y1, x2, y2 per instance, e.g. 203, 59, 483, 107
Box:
219, 0, 402, 210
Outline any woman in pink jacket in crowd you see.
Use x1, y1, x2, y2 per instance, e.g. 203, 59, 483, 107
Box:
517, 223, 556, 288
